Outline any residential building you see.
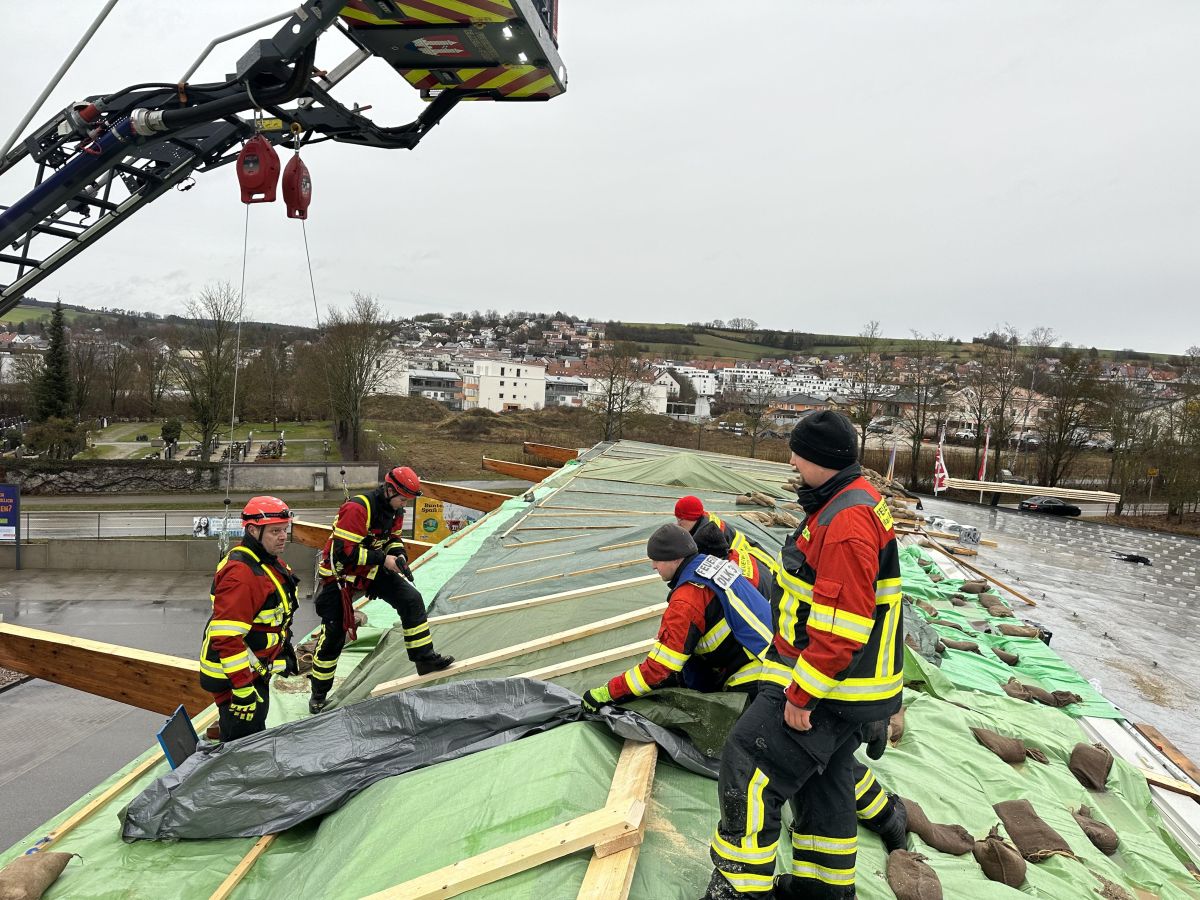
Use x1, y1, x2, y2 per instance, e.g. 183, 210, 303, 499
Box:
546, 374, 588, 408
463, 360, 546, 412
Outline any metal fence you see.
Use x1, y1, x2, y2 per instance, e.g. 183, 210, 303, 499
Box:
16, 508, 339, 541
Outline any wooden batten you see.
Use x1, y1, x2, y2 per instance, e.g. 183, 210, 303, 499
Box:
483, 456, 558, 482
422, 480, 511, 513
290, 519, 433, 559
0, 623, 212, 716
523, 442, 579, 464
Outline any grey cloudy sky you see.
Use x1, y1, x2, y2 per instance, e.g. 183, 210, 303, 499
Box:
1, 1, 1197, 353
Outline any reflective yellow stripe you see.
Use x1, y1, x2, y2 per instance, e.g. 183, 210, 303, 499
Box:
403, 624, 430, 637
791, 833, 857, 854
791, 862, 855, 886
208, 619, 250, 637
333, 527, 365, 542
725, 588, 774, 649
718, 871, 775, 892
696, 619, 731, 655
357, 547, 369, 567
791, 655, 840, 698
807, 603, 874, 644
746, 768, 769, 840
724, 658, 768, 688
220, 650, 253, 674
648, 641, 688, 672
859, 789, 888, 819
759, 658, 792, 687
199, 658, 226, 678
854, 769, 876, 799
623, 665, 653, 697
711, 831, 778, 865
877, 600, 902, 679
405, 634, 433, 649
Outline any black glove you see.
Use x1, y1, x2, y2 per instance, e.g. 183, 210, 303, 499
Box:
580, 687, 613, 714
280, 639, 299, 677
863, 719, 889, 760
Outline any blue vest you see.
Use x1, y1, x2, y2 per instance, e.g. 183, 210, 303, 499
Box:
677, 553, 775, 659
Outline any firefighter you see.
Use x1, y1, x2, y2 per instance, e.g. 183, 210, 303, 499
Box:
308, 465, 453, 713
704, 411, 905, 900
199, 496, 299, 742
675, 495, 780, 604
580, 523, 774, 712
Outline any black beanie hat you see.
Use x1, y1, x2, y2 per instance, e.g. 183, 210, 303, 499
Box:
789, 411, 859, 470
647, 523, 698, 561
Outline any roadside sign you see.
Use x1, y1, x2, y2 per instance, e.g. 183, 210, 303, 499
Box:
416, 497, 451, 542
1147, 467, 1159, 477
0, 483, 20, 570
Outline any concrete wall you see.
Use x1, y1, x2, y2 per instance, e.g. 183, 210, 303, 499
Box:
226, 462, 379, 492
1, 538, 318, 573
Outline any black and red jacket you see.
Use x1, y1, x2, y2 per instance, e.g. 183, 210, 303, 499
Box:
318, 487, 406, 588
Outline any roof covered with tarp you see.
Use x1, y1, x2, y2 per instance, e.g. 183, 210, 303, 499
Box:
3, 441, 1199, 898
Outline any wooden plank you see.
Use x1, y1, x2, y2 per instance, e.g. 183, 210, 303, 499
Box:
475, 550, 578, 574
524, 441, 579, 464
446, 557, 645, 602
514, 524, 629, 532
428, 575, 659, 626
578, 741, 659, 899
370, 603, 667, 697
364, 800, 645, 900
944, 478, 1120, 504
1135, 724, 1200, 787
896, 527, 998, 548
502, 534, 593, 549
209, 834, 277, 900
483, 456, 557, 482
24, 707, 219, 854
423, 481, 511, 513
921, 535, 1038, 607
291, 518, 434, 559
517, 640, 656, 681
600, 539, 647, 552
0, 623, 213, 716
1142, 768, 1200, 801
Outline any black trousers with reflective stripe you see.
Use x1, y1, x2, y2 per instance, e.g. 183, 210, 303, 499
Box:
706, 684, 860, 899
310, 570, 432, 697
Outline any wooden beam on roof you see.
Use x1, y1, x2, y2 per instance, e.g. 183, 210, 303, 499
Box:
423, 481, 511, 513
944, 478, 1120, 504
364, 800, 645, 900
524, 441, 579, 464
921, 534, 1038, 607
516, 639, 655, 681
1135, 724, 1200, 788
290, 518, 434, 559
1141, 768, 1200, 801
483, 456, 557, 482
428, 574, 658, 626
210, 835, 277, 900
370, 603, 666, 697
445, 557, 645, 602
578, 742, 659, 899
0, 623, 212, 716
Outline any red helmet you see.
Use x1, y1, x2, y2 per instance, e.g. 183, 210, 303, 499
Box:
242, 495, 292, 527
384, 465, 422, 499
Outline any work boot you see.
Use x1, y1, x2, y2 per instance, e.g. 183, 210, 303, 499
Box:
308, 692, 329, 715
414, 651, 455, 676
871, 792, 909, 854
775, 875, 854, 899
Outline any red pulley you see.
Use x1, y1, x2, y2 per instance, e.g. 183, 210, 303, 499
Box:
236, 134, 280, 204
282, 154, 312, 220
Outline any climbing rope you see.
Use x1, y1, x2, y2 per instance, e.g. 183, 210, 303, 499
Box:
218, 182, 253, 556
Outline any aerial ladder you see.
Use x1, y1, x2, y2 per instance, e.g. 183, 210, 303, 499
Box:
0, 0, 566, 319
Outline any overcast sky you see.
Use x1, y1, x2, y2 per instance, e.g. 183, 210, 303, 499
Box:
1, 1, 1197, 353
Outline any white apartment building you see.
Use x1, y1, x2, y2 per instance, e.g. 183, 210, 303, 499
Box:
463, 360, 546, 412
582, 376, 671, 415
665, 365, 720, 397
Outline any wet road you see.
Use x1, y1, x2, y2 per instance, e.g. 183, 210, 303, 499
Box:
919, 496, 1200, 761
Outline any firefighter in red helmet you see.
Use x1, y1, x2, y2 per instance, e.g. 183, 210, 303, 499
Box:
199, 496, 300, 741
308, 465, 454, 713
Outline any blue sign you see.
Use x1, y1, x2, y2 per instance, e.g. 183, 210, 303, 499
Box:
0, 483, 18, 543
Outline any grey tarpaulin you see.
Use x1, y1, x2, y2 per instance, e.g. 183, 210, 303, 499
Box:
120, 678, 717, 842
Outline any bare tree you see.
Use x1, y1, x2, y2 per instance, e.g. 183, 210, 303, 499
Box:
844, 321, 890, 459
242, 340, 293, 423
737, 379, 780, 459
321, 293, 392, 460
70, 339, 102, 418
896, 331, 946, 487
588, 341, 652, 441
174, 282, 243, 460
133, 342, 171, 416
1034, 350, 1101, 486
100, 340, 134, 414
980, 325, 1024, 476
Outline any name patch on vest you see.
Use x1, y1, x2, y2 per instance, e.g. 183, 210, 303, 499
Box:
695, 555, 741, 589
873, 498, 894, 531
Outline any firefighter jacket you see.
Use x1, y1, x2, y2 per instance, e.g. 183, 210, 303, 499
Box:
606, 553, 775, 702
199, 534, 299, 693
694, 513, 782, 606
318, 488, 406, 587
769, 464, 904, 722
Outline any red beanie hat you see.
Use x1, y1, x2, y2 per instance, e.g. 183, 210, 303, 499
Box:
674, 495, 706, 521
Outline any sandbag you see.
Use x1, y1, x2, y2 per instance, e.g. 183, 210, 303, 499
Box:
936, 620, 968, 633
970, 727, 1050, 765
958, 581, 988, 593
997, 623, 1041, 638
1069, 743, 1114, 791
941, 638, 981, 654
1002, 678, 1034, 703
886, 850, 943, 900
0, 852, 76, 900
981, 602, 1015, 618
1073, 805, 1119, 855
993, 798, 1075, 861
901, 797, 974, 855
973, 825, 1026, 888
916, 599, 940, 618
1024, 683, 1082, 708
949, 595, 966, 607
992, 647, 1020, 666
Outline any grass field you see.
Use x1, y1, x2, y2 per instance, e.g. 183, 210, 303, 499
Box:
0, 305, 103, 326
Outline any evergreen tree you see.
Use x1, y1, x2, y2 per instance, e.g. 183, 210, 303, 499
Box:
33, 300, 72, 422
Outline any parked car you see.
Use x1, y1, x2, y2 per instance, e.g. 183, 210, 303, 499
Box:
998, 468, 1028, 485
1018, 496, 1081, 516
953, 429, 976, 443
